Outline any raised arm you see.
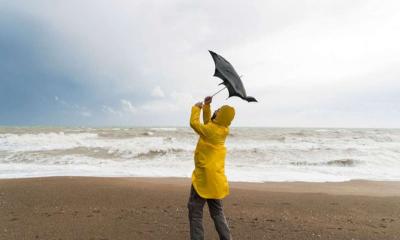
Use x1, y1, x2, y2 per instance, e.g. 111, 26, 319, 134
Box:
203, 96, 212, 124
190, 102, 210, 138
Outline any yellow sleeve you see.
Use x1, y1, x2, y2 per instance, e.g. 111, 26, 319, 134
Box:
190, 106, 211, 138
203, 103, 211, 124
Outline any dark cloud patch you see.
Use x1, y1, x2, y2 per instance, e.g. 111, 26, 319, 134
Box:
0, 9, 152, 125
0, 11, 89, 125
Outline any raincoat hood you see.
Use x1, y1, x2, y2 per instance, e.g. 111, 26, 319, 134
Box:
213, 105, 235, 127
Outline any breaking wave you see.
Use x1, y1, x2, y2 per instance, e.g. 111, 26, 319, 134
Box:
290, 159, 362, 167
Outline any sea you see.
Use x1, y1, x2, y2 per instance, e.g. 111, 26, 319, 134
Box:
0, 127, 400, 182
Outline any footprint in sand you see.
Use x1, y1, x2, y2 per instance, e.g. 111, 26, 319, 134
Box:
381, 218, 395, 222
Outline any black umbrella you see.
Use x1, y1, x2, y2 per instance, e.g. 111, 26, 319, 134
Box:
209, 50, 257, 102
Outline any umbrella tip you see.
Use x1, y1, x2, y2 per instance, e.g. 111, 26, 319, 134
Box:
246, 96, 258, 102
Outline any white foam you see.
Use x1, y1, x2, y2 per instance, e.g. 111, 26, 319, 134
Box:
0, 132, 195, 157
149, 127, 178, 131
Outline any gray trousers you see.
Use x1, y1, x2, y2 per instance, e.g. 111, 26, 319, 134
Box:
187, 185, 232, 240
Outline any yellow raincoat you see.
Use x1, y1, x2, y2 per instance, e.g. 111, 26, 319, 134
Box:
190, 103, 235, 199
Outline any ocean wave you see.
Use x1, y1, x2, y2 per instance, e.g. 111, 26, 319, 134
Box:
135, 148, 186, 159
1, 127, 400, 181
0, 132, 99, 151
149, 127, 178, 132
290, 159, 362, 167
142, 131, 154, 136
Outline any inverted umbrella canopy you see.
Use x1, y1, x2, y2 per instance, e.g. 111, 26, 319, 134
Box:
209, 50, 257, 102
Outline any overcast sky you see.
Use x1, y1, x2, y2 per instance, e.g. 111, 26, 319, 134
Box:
1, 0, 399, 127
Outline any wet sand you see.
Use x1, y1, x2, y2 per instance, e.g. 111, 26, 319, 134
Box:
0, 177, 400, 240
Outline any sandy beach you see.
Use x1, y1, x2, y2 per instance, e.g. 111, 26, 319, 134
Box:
0, 177, 399, 240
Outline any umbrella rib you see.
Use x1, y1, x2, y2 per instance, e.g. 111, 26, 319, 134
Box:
211, 86, 227, 97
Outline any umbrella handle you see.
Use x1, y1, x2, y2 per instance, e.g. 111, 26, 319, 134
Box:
211, 86, 227, 97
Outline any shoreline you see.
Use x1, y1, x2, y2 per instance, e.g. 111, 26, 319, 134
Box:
2, 176, 400, 196
1, 177, 399, 239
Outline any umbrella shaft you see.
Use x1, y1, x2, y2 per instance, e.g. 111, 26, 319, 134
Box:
211, 86, 227, 97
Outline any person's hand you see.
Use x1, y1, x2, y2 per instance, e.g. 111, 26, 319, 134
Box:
204, 96, 212, 105
195, 102, 203, 108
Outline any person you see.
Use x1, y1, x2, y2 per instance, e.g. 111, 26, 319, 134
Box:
188, 96, 235, 240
